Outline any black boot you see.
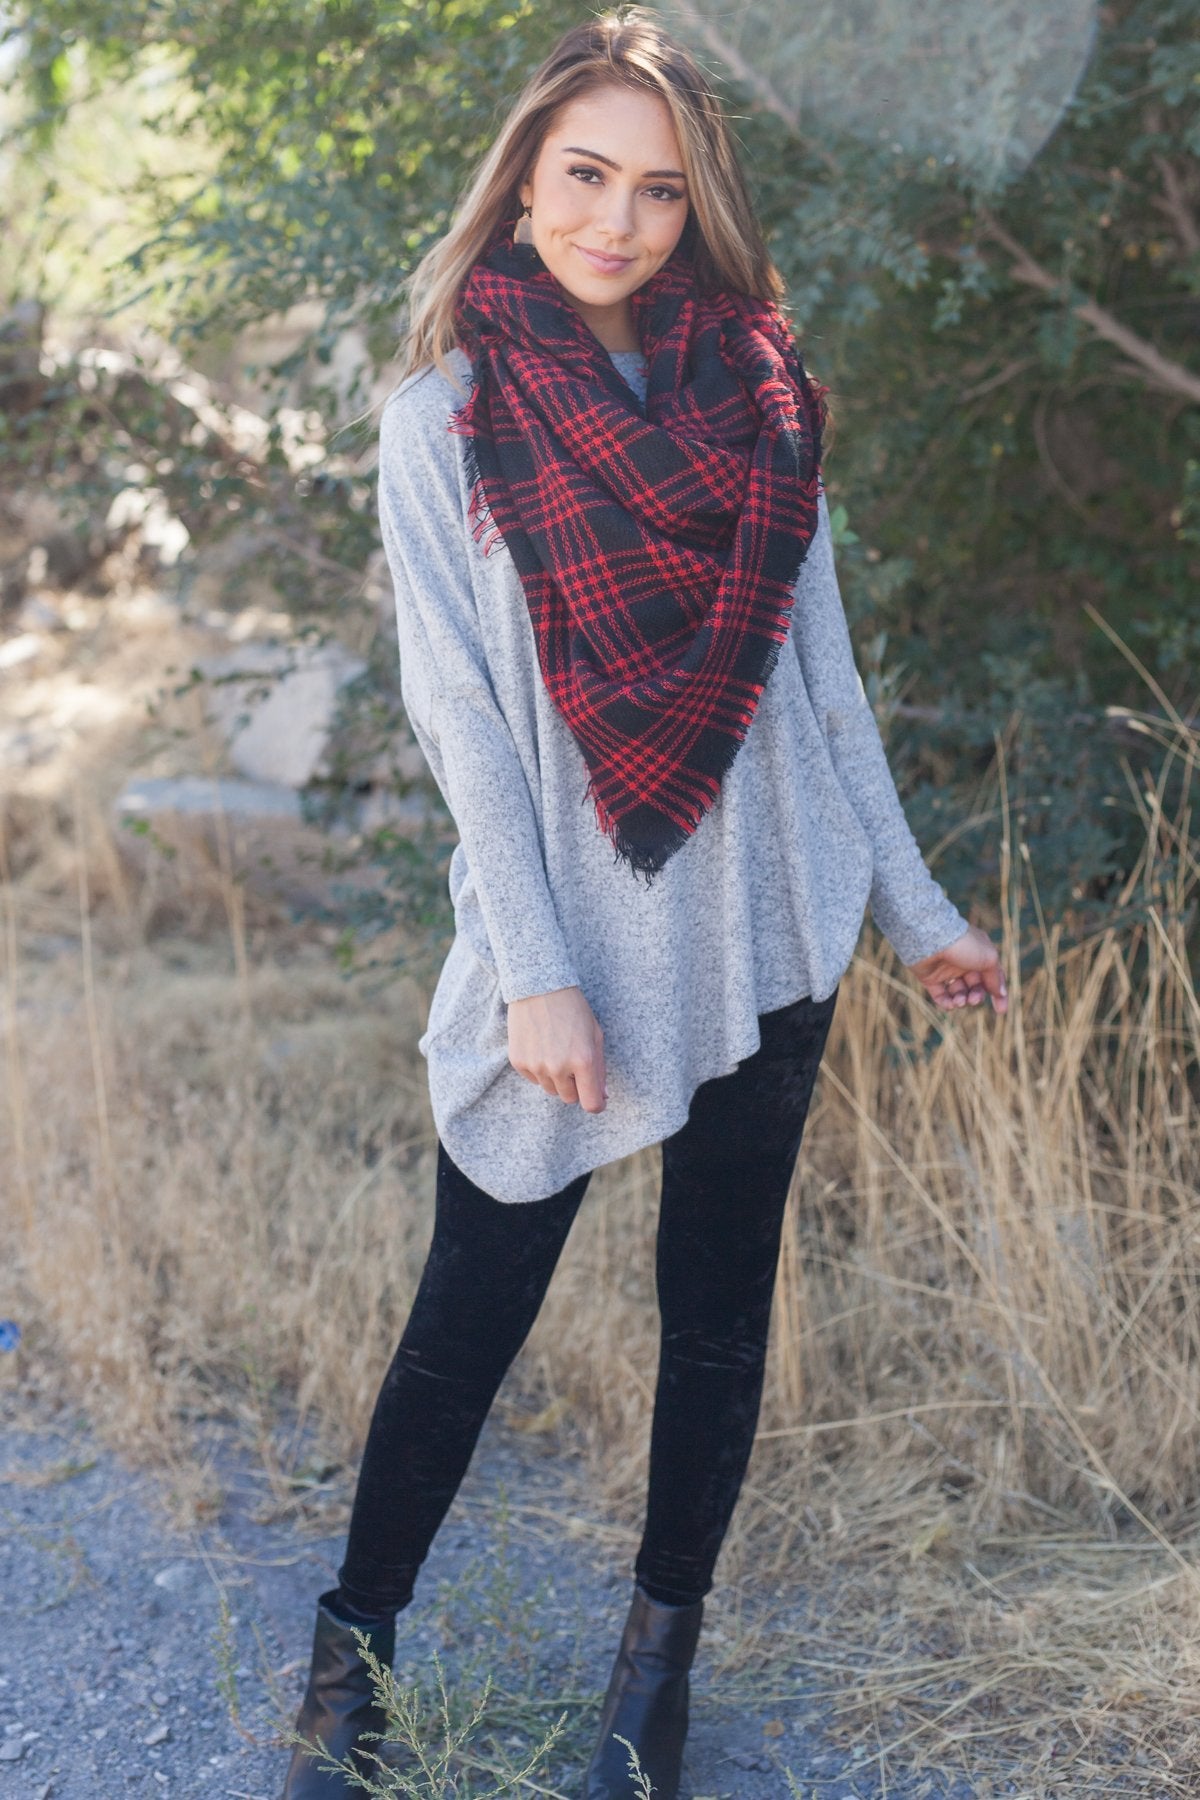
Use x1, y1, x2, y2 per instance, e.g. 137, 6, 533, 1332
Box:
281, 1588, 397, 1797
583, 1583, 704, 1800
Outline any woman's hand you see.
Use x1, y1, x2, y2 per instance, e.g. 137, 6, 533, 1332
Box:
908, 925, 1008, 1014
507, 985, 607, 1111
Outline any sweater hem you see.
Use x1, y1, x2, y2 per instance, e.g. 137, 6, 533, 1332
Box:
428, 971, 833, 1204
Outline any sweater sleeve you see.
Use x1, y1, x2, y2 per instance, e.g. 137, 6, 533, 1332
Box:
791, 494, 970, 965
377, 375, 582, 1005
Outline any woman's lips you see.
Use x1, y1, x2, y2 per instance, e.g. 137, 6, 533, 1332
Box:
575, 244, 635, 276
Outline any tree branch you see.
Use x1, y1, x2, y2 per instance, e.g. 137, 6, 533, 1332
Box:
668, 9, 1200, 409
1151, 153, 1200, 258
978, 211, 1200, 407
957, 355, 1040, 403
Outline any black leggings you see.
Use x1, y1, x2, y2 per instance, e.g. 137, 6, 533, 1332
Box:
336, 987, 838, 1616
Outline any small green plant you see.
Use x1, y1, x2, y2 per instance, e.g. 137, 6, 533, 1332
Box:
442, 1488, 552, 1684
280, 1640, 568, 1797
611, 1733, 654, 1797
212, 1588, 251, 1741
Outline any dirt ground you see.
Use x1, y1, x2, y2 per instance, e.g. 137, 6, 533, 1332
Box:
0, 1382, 995, 1800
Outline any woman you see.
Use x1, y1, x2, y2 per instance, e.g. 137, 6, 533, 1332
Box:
281, 9, 1008, 1797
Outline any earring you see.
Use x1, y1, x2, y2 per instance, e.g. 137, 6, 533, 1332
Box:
513, 203, 535, 248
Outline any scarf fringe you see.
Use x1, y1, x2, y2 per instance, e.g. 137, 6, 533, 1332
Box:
466, 476, 505, 557
450, 405, 507, 558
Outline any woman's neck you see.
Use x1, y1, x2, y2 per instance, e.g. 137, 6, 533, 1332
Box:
562, 291, 640, 355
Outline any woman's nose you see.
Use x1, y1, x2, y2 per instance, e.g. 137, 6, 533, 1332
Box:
596, 187, 637, 240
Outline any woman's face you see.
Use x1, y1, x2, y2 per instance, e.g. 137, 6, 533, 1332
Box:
517, 83, 691, 351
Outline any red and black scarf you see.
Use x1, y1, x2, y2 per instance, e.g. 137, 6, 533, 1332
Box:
450, 220, 827, 883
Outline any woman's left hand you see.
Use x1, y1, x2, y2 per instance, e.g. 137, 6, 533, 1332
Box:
908, 925, 1008, 1014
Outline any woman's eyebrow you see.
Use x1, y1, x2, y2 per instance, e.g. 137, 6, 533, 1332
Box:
559, 145, 687, 181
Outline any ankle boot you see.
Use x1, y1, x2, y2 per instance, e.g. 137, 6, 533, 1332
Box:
583, 1583, 704, 1800
281, 1588, 397, 1797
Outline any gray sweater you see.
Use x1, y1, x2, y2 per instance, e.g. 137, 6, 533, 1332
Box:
379, 345, 969, 1203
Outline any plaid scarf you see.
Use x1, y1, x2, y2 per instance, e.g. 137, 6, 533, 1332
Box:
449, 222, 826, 883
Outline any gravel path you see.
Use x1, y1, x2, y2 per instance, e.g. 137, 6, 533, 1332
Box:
0, 1390, 980, 1800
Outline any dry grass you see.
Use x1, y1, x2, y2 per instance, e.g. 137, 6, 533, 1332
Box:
1, 607, 1198, 1790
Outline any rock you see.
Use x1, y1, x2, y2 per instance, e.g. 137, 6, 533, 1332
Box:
0, 632, 44, 672
0, 1739, 25, 1761
356, 788, 438, 837
197, 639, 367, 788
113, 774, 371, 916
151, 1560, 199, 1593
118, 777, 302, 823
726, 1747, 772, 1771
104, 487, 190, 569
142, 1722, 171, 1747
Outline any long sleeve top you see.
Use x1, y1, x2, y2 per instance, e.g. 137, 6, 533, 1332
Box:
379, 344, 969, 1203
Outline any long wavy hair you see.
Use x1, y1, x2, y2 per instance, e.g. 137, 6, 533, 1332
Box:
393, 6, 787, 397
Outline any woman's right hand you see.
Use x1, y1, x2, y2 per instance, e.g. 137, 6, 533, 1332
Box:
507, 985, 607, 1112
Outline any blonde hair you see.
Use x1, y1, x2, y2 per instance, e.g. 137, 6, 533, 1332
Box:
392, 5, 785, 398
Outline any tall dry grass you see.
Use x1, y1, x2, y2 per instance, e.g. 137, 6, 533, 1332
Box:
2, 704, 1198, 1785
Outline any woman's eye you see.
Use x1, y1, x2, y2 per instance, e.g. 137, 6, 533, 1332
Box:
567, 166, 683, 204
